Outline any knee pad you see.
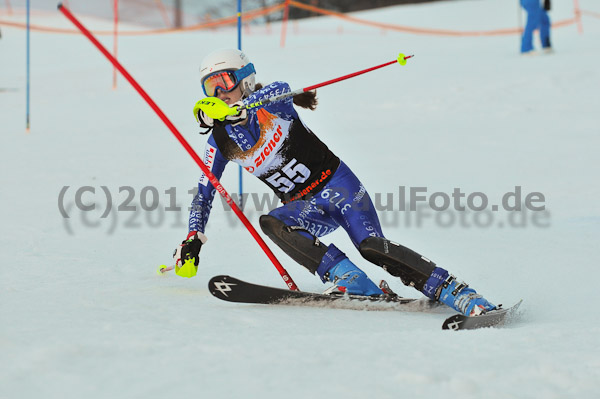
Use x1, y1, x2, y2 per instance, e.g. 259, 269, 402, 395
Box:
259, 215, 328, 275
358, 236, 436, 290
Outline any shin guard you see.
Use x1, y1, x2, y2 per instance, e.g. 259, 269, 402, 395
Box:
359, 237, 436, 290
259, 215, 328, 275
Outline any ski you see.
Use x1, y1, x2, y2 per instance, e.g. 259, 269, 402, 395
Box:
441, 300, 523, 331
208, 275, 431, 310
207, 275, 521, 330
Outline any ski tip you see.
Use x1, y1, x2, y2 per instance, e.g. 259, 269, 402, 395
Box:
208, 276, 240, 301
505, 299, 523, 312
441, 299, 524, 331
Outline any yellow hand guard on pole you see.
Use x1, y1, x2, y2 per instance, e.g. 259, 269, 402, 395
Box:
193, 97, 239, 122
175, 257, 198, 278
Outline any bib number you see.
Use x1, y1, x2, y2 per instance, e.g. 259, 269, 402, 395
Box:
266, 158, 311, 193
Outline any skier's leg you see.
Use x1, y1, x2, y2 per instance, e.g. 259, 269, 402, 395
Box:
359, 237, 436, 289
520, 0, 539, 53
315, 161, 385, 247
312, 163, 496, 313
259, 211, 330, 275
359, 237, 496, 315
302, 162, 495, 314
260, 203, 382, 296
540, 9, 551, 49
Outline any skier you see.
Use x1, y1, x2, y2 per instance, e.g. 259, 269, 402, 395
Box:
173, 48, 496, 316
520, 0, 552, 54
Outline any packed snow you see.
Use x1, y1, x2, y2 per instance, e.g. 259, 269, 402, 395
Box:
1, 0, 599, 398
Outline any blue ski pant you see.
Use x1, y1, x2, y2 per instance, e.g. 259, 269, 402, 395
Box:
521, 0, 551, 53
268, 161, 384, 274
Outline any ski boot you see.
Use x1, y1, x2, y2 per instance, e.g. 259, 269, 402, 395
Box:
320, 258, 383, 297
423, 267, 496, 316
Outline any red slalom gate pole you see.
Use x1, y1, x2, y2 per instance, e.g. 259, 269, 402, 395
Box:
280, 0, 291, 48
573, 0, 583, 34
57, 3, 299, 291
112, 0, 119, 89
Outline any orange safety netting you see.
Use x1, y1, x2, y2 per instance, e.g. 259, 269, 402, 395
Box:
581, 9, 600, 19
0, 3, 284, 35
287, 0, 577, 36
0, 1, 588, 37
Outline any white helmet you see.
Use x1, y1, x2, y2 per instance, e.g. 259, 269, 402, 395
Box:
199, 49, 256, 98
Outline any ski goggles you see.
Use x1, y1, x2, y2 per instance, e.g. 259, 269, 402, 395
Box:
201, 63, 255, 97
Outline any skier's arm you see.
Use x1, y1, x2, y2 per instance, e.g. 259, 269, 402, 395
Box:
188, 135, 228, 234
172, 136, 228, 275
244, 81, 298, 117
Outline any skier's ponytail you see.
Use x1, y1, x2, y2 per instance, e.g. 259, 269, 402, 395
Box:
293, 90, 318, 111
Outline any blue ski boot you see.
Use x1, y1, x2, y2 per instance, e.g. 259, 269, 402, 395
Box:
322, 258, 383, 296
423, 267, 496, 316
316, 245, 382, 296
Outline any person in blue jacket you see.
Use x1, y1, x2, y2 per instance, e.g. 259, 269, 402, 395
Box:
173, 48, 496, 316
521, 0, 552, 54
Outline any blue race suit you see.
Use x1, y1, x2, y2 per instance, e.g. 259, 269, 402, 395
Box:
189, 82, 385, 281
187, 81, 498, 305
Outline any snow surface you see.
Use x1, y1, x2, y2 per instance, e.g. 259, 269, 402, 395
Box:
1, 1, 599, 398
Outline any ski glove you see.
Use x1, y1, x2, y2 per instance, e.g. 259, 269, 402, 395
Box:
193, 98, 247, 126
224, 101, 247, 126
172, 231, 208, 278
195, 108, 214, 129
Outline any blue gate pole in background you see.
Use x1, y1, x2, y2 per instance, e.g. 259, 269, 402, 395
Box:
26, 0, 30, 132
237, 0, 244, 209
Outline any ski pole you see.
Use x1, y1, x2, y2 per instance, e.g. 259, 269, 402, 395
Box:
197, 53, 413, 119
196, 53, 413, 120
158, 264, 175, 274
58, 3, 300, 291
241, 53, 413, 111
